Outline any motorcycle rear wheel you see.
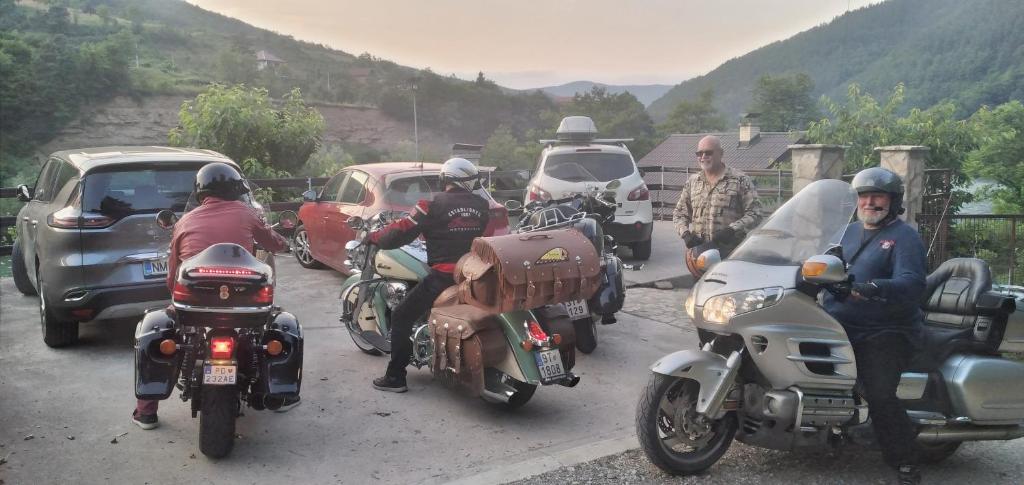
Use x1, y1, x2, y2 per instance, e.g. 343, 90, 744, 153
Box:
636, 374, 737, 475
573, 317, 598, 354
199, 386, 238, 458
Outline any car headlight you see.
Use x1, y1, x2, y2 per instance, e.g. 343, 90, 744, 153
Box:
384, 281, 408, 309
701, 287, 784, 324
684, 291, 696, 319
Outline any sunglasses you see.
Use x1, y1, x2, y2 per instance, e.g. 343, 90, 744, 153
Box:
695, 150, 716, 158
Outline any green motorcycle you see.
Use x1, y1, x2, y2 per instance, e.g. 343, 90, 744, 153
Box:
337, 211, 580, 409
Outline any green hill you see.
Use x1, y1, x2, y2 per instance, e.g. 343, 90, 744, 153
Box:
0, 0, 554, 165
648, 0, 1024, 122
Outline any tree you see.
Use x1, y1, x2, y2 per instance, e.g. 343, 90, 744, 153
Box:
750, 73, 820, 131
168, 85, 325, 174
480, 125, 541, 170
965, 101, 1024, 213
657, 88, 727, 136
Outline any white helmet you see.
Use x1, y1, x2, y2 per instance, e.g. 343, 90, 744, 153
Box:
439, 157, 481, 191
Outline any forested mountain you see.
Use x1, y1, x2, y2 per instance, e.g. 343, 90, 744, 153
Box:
530, 81, 673, 107
648, 0, 1024, 122
0, 0, 555, 165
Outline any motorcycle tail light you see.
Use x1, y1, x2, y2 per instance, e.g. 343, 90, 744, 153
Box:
627, 184, 649, 201
253, 285, 274, 305
210, 337, 234, 360
188, 266, 263, 280
551, 333, 562, 346
172, 282, 199, 304
527, 321, 548, 341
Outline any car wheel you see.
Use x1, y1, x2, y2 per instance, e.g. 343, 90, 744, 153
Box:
292, 225, 325, 269
38, 276, 79, 348
632, 238, 652, 260
12, 238, 37, 296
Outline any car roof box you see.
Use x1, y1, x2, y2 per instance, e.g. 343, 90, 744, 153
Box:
555, 116, 598, 142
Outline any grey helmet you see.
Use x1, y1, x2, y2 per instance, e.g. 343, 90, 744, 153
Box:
851, 167, 905, 216
439, 157, 481, 191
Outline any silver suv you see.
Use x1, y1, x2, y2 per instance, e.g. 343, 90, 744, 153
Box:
11, 147, 246, 347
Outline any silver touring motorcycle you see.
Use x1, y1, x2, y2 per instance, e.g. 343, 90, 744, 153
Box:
636, 178, 1024, 474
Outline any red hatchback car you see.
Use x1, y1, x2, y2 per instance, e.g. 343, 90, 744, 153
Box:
292, 162, 510, 272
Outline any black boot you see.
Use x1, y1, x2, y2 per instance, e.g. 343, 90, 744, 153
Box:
372, 374, 408, 393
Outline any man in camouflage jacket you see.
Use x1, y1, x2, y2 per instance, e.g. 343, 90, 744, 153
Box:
672, 135, 762, 256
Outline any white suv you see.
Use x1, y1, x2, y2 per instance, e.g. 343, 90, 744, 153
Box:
525, 116, 654, 259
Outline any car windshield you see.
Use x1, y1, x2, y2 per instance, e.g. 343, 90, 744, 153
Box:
543, 152, 635, 182
82, 166, 198, 215
385, 174, 442, 206
729, 179, 858, 266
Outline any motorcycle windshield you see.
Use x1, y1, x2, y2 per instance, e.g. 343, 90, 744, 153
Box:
729, 179, 857, 266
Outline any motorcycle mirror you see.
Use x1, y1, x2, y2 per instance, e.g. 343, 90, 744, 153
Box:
695, 249, 721, 271
801, 255, 847, 284
16, 184, 32, 202
156, 210, 178, 230
344, 240, 361, 251
302, 189, 317, 202
503, 199, 522, 211
347, 216, 363, 229
277, 210, 299, 230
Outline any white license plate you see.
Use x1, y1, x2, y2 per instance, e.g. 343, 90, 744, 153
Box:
143, 258, 168, 278
534, 349, 565, 383
565, 299, 589, 320
202, 365, 236, 385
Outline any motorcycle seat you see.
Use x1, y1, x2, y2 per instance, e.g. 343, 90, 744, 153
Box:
910, 258, 994, 371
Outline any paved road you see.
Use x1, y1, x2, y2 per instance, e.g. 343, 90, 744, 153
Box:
618, 220, 693, 288
0, 258, 695, 484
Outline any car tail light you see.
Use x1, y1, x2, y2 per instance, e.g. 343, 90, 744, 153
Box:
627, 184, 650, 201
47, 206, 115, 229
187, 266, 263, 280
172, 281, 199, 304
527, 185, 551, 202
253, 285, 274, 305
210, 336, 235, 360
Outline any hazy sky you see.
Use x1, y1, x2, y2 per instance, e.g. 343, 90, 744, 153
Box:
187, 0, 881, 89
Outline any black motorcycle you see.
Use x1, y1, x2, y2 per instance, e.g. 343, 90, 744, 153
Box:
134, 210, 303, 458
513, 190, 626, 353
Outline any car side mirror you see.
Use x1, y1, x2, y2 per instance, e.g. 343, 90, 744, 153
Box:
16, 184, 32, 202
802, 255, 847, 284
156, 210, 178, 230
302, 189, 317, 202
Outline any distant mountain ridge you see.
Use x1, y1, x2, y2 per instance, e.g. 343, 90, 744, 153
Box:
528, 81, 673, 107
648, 0, 1024, 122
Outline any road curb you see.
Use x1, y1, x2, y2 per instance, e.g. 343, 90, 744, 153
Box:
444, 435, 639, 485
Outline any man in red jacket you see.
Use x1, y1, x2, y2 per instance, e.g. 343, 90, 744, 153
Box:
366, 158, 491, 393
133, 162, 288, 430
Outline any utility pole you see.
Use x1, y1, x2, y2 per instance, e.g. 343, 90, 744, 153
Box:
411, 79, 419, 162
327, 69, 331, 91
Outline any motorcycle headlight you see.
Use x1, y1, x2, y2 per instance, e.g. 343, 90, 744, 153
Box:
384, 281, 408, 309
684, 291, 696, 319
701, 287, 784, 324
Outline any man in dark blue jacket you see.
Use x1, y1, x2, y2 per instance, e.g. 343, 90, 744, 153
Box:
823, 167, 926, 485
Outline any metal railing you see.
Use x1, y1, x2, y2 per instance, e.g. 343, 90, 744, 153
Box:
918, 214, 1023, 285
640, 166, 793, 220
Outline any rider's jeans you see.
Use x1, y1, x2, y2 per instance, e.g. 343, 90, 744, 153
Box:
386, 270, 455, 378
853, 332, 920, 468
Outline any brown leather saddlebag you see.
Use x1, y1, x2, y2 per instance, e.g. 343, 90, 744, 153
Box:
428, 304, 508, 394
455, 229, 601, 313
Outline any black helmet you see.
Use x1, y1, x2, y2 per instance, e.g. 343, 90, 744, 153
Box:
851, 167, 905, 215
195, 162, 249, 202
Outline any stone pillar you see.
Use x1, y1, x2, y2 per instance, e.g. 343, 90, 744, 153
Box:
789, 144, 846, 195
876, 146, 928, 230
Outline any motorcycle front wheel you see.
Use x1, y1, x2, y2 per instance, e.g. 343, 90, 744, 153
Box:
199, 385, 238, 458
635, 374, 737, 475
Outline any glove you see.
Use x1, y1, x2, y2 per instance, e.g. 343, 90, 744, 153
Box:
851, 282, 881, 299
712, 226, 736, 244
681, 232, 703, 248
691, 241, 717, 257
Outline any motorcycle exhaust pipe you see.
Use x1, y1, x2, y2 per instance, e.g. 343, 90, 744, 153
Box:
917, 425, 1024, 443
558, 373, 581, 388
